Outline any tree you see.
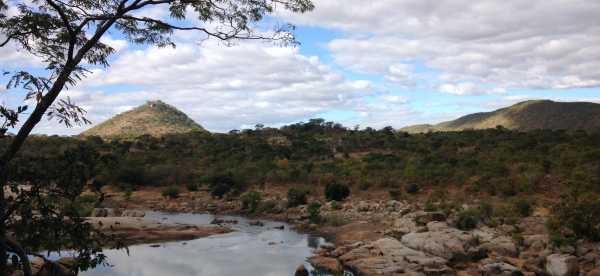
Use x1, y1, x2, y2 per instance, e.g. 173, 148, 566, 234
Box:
0, 0, 313, 273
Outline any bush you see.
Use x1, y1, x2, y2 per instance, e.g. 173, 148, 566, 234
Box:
287, 187, 309, 207
547, 190, 600, 243
404, 183, 420, 194
186, 182, 199, 192
455, 209, 480, 230
324, 182, 350, 201
308, 202, 322, 224
161, 186, 180, 199
209, 175, 236, 199
241, 191, 262, 213
389, 189, 402, 200
511, 198, 533, 217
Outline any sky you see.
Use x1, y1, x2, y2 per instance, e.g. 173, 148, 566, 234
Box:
2, 0, 600, 134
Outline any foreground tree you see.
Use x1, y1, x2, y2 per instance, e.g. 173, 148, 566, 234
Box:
0, 0, 313, 274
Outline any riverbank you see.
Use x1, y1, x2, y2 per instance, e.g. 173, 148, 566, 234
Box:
99, 186, 599, 276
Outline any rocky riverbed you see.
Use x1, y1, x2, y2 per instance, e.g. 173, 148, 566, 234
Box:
98, 187, 600, 276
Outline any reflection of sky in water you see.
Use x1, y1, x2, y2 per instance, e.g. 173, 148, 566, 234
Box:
77, 212, 327, 276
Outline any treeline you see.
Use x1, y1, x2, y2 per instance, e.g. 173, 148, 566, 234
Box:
3, 120, 600, 243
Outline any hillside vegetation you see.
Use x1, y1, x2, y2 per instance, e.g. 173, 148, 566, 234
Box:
401, 100, 600, 133
81, 100, 206, 139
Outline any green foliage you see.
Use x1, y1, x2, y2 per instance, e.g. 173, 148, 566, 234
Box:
287, 187, 309, 207
547, 188, 600, 244
161, 186, 180, 199
455, 208, 480, 230
72, 194, 99, 217
308, 202, 322, 224
324, 182, 350, 201
511, 198, 533, 217
209, 174, 244, 199
186, 182, 199, 192
389, 189, 402, 200
404, 183, 420, 194
241, 191, 262, 213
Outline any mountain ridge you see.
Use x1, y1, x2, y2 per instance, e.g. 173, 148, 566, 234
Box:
401, 100, 600, 133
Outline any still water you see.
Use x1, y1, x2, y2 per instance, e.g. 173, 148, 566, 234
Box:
78, 212, 330, 276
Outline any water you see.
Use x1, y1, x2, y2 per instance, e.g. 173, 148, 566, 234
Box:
77, 212, 331, 276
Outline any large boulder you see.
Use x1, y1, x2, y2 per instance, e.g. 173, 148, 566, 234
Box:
339, 238, 451, 275
545, 254, 579, 276
401, 222, 477, 261
473, 227, 518, 257
480, 262, 523, 276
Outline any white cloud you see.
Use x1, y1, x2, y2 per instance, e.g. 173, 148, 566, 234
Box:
63, 40, 373, 133
281, 0, 600, 93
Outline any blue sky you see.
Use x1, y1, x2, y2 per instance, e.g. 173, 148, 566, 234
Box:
1, 0, 600, 134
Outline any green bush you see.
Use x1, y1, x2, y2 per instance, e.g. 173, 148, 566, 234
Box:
324, 182, 350, 201
308, 202, 322, 224
186, 182, 199, 192
161, 186, 180, 199
389, 189, 402, 200
287, 187, 309, 207
404, 183, 420, 194
209, 175, 236, 199
547, 190, 600, 243
455, 209, 480, 230
511, 198, 533, 217
241, 191, 262, 213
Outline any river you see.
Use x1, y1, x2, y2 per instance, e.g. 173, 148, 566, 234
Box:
77, 211, 333, 276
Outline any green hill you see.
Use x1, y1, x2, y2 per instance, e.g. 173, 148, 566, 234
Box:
81, 100, 206, 139
401, 100, 600, 133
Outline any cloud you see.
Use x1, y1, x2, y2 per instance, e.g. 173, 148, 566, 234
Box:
281, 0, 600, 93
62, 40, 373, 133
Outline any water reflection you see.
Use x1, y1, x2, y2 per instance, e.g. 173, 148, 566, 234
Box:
79, 212, 328, 276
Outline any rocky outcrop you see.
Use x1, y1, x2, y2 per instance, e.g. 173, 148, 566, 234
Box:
339, 238, 452, 275
401, 222, 477, 261
88, 217, 231, 245
480, 262, 523, 276
545, 254, 579, 276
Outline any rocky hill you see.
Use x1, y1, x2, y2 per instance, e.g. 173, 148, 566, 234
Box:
401, 100, 600, 133
81, 100, 206, 139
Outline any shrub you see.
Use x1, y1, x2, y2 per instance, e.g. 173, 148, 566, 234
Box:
186, 182, 199, 192
209, 175, 236, 199
455, 209, 480, 230
511, 198, 533, 217
287, 187, 309, 207
258, 200, 278, 214
404, 183, 420, 194
241, 191, 262, 213
547, 189, 600, 244
308, 202, 322, 224
161, 186, 180, 199
389, 189, 402, 200
324, 182, 350, 201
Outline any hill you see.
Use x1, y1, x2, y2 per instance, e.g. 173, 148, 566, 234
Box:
81, 100, 206, 138
401, 100, 600, 133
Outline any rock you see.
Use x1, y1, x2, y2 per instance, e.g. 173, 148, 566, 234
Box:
474, 227, 518, 257
414, 211, 447, 226
10, 271, 24, 276
56, 257, 77, 271
121, 210, 145, 217
339, 238, 451, 275
294, 265, 309, 276
586, 268, 600, 276
309, 256, 340, 272
480, 262, 523, 276
274, 225, 285, 230
249, 220, 264, 227
91, 208, 108, 217
545, 254, 579, 276
401, 222, 476, 261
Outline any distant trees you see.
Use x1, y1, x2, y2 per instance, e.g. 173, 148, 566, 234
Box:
0, 0, 314, 273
